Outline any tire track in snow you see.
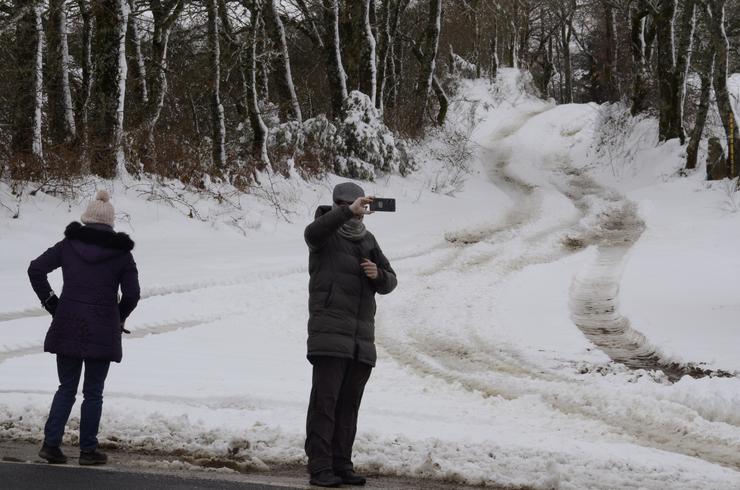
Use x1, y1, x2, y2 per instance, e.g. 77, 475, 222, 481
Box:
0, 308, 48, 323
0, 318, 216, 364
377, 105, 740, 471
0, 241, 452, 326
560, 168, 734, 381
381, 105, 578, 385
379, 329, 740, 470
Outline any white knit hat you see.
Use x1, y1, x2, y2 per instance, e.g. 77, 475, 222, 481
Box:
81, 190, 115, 227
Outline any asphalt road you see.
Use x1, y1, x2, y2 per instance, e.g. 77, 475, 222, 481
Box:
0, 440, 492, 489
0, 461, 297, 490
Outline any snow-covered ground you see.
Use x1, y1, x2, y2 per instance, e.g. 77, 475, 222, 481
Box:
1, 70, 739, 489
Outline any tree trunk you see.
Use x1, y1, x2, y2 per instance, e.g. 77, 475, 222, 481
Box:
411, 42, 446, 126
654, 0, 680, 141
561, 18, 573, 103
706, 0, 739, 178
381, 0, 407, 111
89, 0, 129, 177
206, 0, 225, 169
603, 2, 618, 101
322, 0, 348, 119
672, 0, 696, 144
414, 0, 442, 130
47, 0, 77, 147
490, 14, 499, 81
144, 0, 184, 159
517, 3, 529, 67
75, 0, 93, 159
360, 0, 377, 105
12, 0, 44, 162
263, 0, 302, 122
126, 0, 148, 112
509, 17, 519, 69
375, 0, 391, 110
630, 2, 649, 115
468, 0, 481, 78
686, 42, 714, 170
219, 0, 247, 120
544, 38, 554, 98
644, 15, 657, 63
257, 18, 270, 101
246, 1, 269, 165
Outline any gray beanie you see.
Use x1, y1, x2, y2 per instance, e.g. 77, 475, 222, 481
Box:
333, 182, 365, 204
81, 190, 115, 227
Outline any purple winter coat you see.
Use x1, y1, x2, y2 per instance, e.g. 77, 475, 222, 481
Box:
28, 222, 140, 362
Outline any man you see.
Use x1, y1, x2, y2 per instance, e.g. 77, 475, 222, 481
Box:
304, 182, 398, 487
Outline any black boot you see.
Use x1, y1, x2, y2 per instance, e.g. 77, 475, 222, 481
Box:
38, 444, 68, 464
337, 470, 367, 486
79, 449, 108, 466
309, 469, 342, 487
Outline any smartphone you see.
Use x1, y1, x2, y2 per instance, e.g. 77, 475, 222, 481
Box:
369, 198, 396, 212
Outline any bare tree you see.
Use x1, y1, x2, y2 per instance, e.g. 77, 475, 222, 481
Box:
75, 0, 94, 157
263, 0, 302, 122
649, 0, 695, 142
245, 0, 270, 165
630, 0, 651, 115
143, 0, 185, 158
673, 0, 697, 143
551, 0, 576, 103
686, 33, 715, 170
11, 0, 44, 164
321, 0, 348, 118
704, 0, 739, 177
360, 0, 377, 105
126, 0, 149, 112
207, 0, 226, 168
413, 0, 442, 130
89, 0, 129, 177
379, 0, 409, 111
462, 0, 482, 78
47, 0, 77, 147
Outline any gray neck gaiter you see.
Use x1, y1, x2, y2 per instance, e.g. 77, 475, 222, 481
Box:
333, 204, 367, 241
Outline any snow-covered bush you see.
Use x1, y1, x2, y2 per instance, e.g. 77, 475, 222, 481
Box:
590, 102, 657, 177
269, 116, 339, 178
338, 91, 415, 177
716, 178, 740, 213
268, 91, 415, 180
426, 125, 474, 196
450, 52, 477, 79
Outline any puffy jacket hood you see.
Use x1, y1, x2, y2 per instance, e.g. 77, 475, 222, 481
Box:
315, 205, 333, 219
64, 222, 134, 263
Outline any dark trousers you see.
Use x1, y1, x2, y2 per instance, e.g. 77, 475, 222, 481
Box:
305, 356, 372, 474
43, 355, 110, 451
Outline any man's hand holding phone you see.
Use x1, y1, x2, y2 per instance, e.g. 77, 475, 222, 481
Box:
349, 196, 374, 217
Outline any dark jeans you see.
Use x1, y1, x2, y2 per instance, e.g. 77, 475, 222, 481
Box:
43, 355, 110, 451
305, 356, 372, 475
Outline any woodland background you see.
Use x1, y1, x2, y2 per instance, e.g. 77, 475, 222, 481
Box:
1, 0, 739, 190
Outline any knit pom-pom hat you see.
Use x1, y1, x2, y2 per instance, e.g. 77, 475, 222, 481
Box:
81, 190, 115, 227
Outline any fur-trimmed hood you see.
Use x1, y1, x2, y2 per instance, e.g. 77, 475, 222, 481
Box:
64, 222, 134, 263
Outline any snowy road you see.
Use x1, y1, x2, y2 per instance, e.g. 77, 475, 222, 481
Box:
2, 72, 740, 489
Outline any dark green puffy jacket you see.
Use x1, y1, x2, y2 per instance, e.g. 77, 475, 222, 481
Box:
304, 205, 397, 366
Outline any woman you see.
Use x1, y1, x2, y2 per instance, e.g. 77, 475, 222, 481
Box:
28, 190, 140, 465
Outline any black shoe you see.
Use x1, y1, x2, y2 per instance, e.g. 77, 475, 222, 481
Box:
38, 444, 68, 464
337, 470, 367, 486
79, 449, 108, 466
309, 469, 342, 487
